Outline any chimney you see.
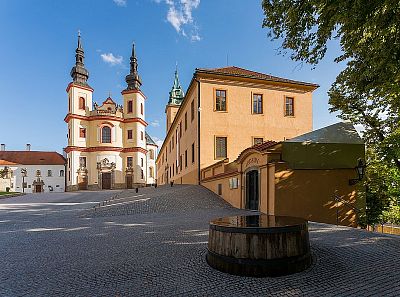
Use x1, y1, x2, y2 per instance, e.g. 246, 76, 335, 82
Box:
0, 144, 5, 151
26, 144, 31, 151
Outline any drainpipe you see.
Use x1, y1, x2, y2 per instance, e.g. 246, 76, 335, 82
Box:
194, 77, 201, 185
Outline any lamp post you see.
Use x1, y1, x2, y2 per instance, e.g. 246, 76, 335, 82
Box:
349, 159, 366, 185
21, 168, 27, 193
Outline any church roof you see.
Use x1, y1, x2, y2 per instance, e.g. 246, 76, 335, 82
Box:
195, 66, 319, 89
286, 122, 364, 144
0, 151, 66, 165
145, 132, 157, 146
168, 67, 185, 105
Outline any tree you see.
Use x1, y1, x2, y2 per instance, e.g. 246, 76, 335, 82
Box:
262, 0, 400, 224
262, 0, 400, 168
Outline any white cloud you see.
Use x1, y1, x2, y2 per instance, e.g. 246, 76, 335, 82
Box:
100, 53, 123, 66
156, 0, 201, 41
113, 0, 127, 7
152, 136, 164, 148
150, 120, 161, 127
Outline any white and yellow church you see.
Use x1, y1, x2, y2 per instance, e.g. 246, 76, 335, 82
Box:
64, 34, 157, 191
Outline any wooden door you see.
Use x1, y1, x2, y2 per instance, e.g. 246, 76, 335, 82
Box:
102, 173, 111, 189
35, 185, 42, 193
126, 175, 133, 189
246, 170, 259, 210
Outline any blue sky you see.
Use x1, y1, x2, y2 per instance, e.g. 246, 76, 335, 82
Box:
0, 0, 344, 153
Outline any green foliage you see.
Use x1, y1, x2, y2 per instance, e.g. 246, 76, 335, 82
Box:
262, 0, 400, 225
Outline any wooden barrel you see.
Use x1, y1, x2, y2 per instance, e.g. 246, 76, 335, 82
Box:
206, 214, 311, 277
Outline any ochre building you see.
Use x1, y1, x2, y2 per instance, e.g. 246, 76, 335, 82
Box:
64, 35, 157, 191
156, 66, 319, 185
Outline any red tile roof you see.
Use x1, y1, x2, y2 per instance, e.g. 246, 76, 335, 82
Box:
196, 66, 319, 89
251, 140, 279, 152
0, 151, 66, 165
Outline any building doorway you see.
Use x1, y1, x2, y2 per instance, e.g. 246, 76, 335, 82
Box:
102, 173, 111, 189
126, 175, 133, 189
78, 176, 88, 190
246, 170, 259, 210
35, 185, 43, 193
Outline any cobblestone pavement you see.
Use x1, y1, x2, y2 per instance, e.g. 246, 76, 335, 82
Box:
0, 185, 399, 297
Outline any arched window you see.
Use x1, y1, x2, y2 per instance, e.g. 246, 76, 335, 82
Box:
60, 170, 64, 177
102, 126, 112, 143
79, 97, 85, 110
149, 150, 154, 160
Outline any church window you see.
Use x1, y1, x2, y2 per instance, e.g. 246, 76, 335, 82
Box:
60, 170, 64, 177
79, 97, 85, 110
79, 128, 86, 138
179, 122, 182, 137
127, 130, 133, 140
149, 167, 154, 178
128, 101, 133, 113
79, 157, 86, 168
101, 126, 112, 143
215, 90, 227, 111
172, 136, 174, 149
141, 131, 144, 141
47, 170, 52, 177
127, 157, 133, 167
141, 169, 144, 179
141, 158, 144, 167
36, 170, 41, 176
149, 150, 154, 160
252, 94, 263, 114
140, 103, 143, 115
285, 97, 294, 116
215, 137, 227, 159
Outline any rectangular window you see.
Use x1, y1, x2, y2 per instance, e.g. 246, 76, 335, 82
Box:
141, 131, 144, 141
141, 169, 144, 179
172, 136, 174, 149
79, 128, 86, 138
192, 142, 195, 163
179, 155, 182, 170
140, 103, 143, 115
127, 130, 133, 139
127, 157, 133, 167
285, 97, 294, 116
179, 121, 182, 137
128, 101, 133, 113
68, 171, 70, 181
173, 165, 175, 176
252, 94, 263, 114
47, 170, 52, 177
191, 100, 194, 121
79, 157, 86, 168
141, 158, 144, 167
169, 141, 171, 153
217, 184, 222, 195
215, 90, 227, 111
253, 137, 263, 145
185, 112, 187, 130
215, 137, 227, 159
68, 158, 70, 168
185, 150, 187, 168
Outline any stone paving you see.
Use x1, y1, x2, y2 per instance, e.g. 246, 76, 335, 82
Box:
0, 185, 399, 296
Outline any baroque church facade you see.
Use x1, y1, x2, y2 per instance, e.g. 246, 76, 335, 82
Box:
64, 34, 157, 191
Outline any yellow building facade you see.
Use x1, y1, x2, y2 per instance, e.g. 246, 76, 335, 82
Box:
156, 66, 319, 186
65, 35, 157, 191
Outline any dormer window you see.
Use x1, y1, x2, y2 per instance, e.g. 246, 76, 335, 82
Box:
79, 97, 85, 110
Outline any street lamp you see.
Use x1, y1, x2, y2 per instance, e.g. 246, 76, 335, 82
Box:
349, 158, 366, 185
21, 168, 27, 193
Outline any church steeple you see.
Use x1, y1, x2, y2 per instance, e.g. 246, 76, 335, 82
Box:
125, 43, 142, 91
70, 31, 90, 86
168, 65, 185, 105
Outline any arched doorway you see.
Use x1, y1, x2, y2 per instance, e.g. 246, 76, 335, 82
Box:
246, 170, 259, 210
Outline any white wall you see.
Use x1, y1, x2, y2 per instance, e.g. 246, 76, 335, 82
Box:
10, 165, 65, 193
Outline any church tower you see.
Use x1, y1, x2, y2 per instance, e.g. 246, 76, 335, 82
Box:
65, 33, 93, 189
121, 43, 148, 186
165, 67, 185, 132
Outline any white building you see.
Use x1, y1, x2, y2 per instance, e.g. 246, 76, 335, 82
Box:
0, 147, 66, 193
